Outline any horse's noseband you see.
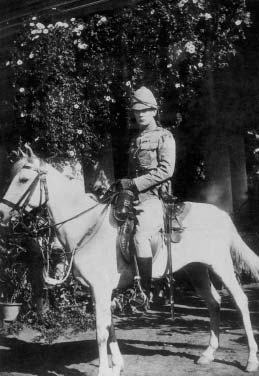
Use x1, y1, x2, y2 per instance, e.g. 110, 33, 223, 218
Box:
0, 163, 49, 213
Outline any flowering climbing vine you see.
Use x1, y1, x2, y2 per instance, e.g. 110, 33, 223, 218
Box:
5, 0, 250, 161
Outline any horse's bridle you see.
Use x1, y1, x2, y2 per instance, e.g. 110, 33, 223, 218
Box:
0, 159, 116, 285
0, 163, 49, 214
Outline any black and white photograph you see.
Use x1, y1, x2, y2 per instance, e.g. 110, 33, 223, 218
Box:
0, 1, 259, 375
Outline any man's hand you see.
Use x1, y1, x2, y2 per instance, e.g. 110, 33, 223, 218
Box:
117, 179, 137, 192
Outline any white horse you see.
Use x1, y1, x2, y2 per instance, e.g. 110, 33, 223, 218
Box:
0, 149, 259, 376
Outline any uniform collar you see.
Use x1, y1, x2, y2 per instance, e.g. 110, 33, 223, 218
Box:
139, 122, 158, 135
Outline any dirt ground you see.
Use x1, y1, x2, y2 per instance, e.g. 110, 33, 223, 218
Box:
1, 284, 259, 376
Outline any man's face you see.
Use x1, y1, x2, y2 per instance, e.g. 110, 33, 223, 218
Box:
133, 108, 157, 129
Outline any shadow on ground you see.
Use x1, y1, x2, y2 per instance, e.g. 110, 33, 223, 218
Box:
0, 284, 258, 375
0, 336, 98, 375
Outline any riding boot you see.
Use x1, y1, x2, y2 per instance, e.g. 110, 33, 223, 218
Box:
136, 257, 152, 309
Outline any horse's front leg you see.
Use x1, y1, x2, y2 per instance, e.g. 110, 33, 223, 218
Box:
94, 283, 123, 376
109, 315, 124, 375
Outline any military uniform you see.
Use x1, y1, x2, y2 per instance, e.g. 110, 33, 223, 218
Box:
128, 125, 175, 260
118, 86, 176, 303
129, 126, 176, 202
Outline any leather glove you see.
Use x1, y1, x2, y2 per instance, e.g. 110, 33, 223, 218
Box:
117, 179, 137, 192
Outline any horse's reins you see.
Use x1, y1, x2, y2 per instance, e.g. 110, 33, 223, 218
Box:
1, 162, 116, 230
1, 162, 116, 285
1, 165, 49, 213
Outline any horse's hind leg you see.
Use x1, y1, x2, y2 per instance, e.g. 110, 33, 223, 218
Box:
186, 263, 221, 365
212, 260, 259, 372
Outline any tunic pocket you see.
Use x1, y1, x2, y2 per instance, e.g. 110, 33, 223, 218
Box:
138, 141, 158, 168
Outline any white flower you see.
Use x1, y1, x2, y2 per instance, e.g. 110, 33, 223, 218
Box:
125, 81, 131, 87
36, 22, 45, 29
62, 22, 69, 28
19, 87, 25, 93
17, 59, 23, 65
204, 13, 212, 20
55, 21, 64, 28
104, 96, 111, 101
29, 22, 35, 27
71, 18, 75, 22
192, 0, 198, 3
150, 9, 155, 15
185, 41, 196, 54
175, 83, 181, 88
198, 62, 203, 68
78, 42, 88, 50
47, 24, 54, 29
167, 63, 172, 68
43, 29, 49, 34
235, 20, 242, 26
5, 61, 10, 66
73, 40, 78, 45
74, 104, 79, 109
77, 129, 83, 134
68, 150, 75, 157
97, 16, 108, 26
20, 112, 25, 118
32, 16, 37, 21
78, 24, 84, 30
178, 0, 188, 7
32, 35, 39, 40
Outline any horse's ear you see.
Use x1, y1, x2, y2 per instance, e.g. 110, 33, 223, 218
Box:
24, 143, 36, 159
18, 147, 27, 158
11, 150, 19, 157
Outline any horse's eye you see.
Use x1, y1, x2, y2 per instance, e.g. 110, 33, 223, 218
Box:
19, 177, 29, 184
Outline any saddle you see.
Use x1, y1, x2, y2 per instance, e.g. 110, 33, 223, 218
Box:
113, 191, 190, 264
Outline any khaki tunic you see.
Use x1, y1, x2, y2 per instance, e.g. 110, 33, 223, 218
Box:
128, 126, 176, 202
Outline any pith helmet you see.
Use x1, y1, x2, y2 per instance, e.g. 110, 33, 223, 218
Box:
131, 86, 158, 110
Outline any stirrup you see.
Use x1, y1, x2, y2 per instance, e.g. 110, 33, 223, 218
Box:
133, 290, 149, 308
130, 276, 150, 311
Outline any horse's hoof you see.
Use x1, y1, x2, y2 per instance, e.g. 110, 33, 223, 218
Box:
197, 355, 214, 365
112, 364, 124, 375
246, 361, 259, 372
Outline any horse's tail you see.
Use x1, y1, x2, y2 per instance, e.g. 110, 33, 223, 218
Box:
230, 220, 259, 282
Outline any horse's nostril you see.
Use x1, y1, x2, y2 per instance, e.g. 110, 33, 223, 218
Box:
0, 211, 4, 222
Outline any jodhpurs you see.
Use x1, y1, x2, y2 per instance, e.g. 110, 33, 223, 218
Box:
134, 196, 164, 258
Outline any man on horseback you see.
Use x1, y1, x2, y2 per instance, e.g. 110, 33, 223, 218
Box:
117, 86, 176, 305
